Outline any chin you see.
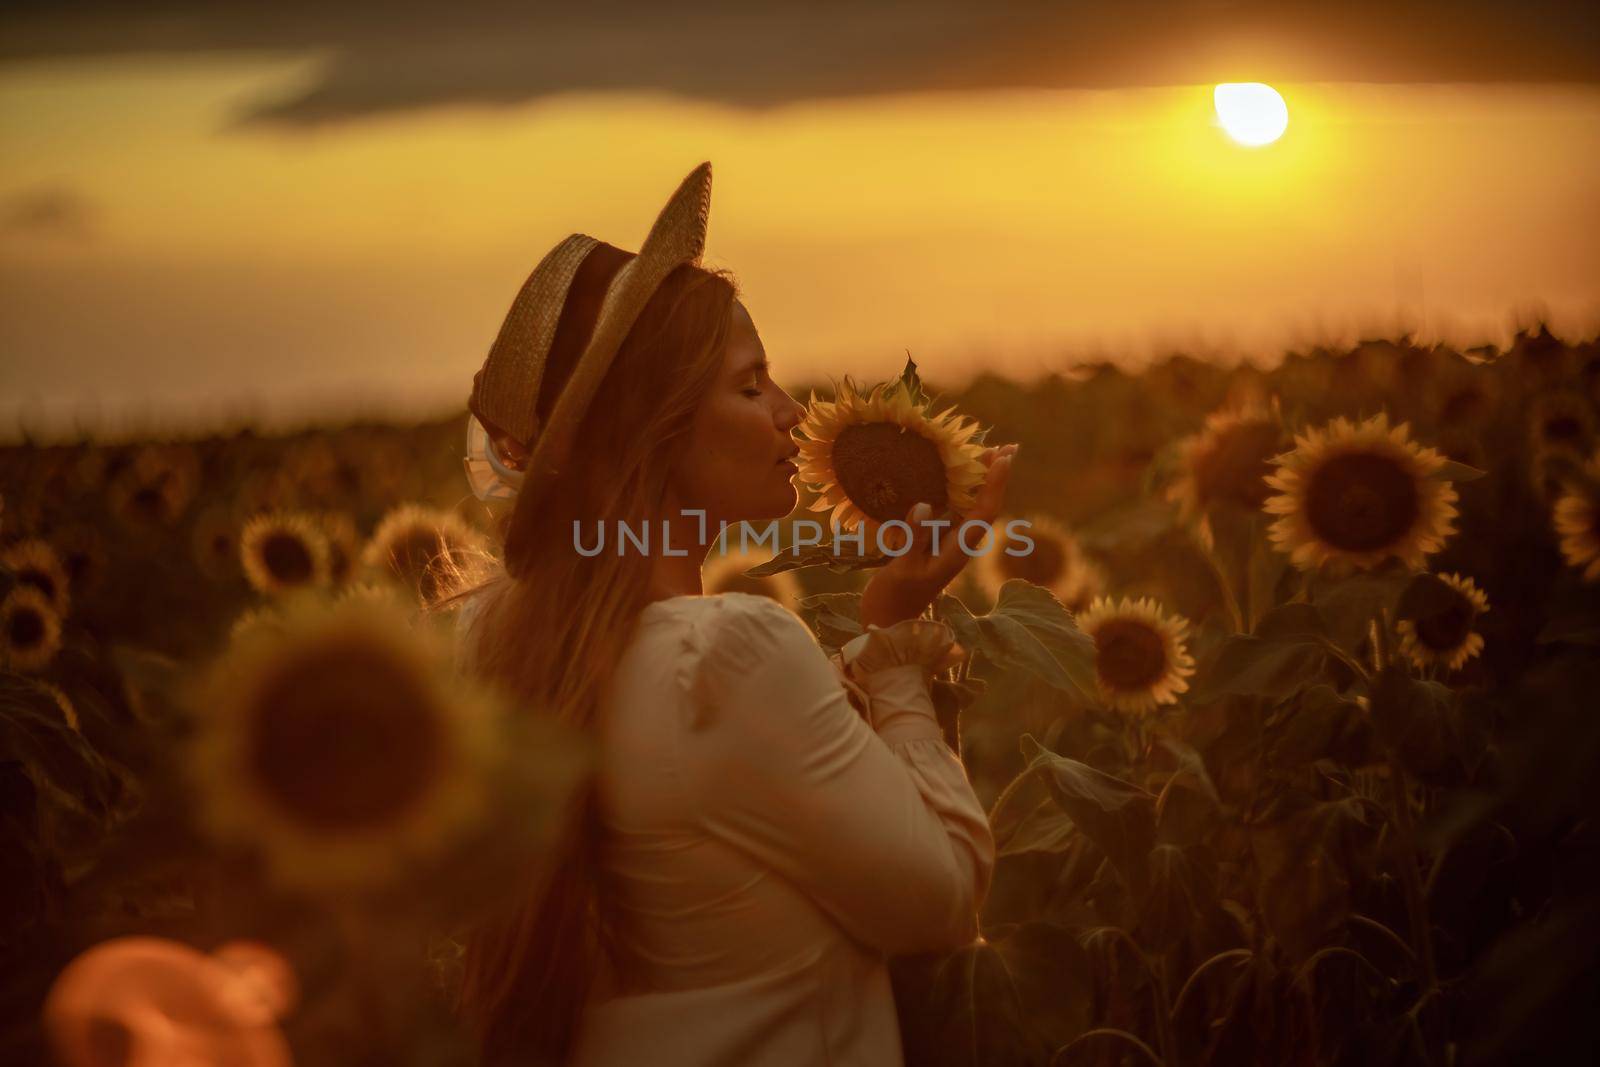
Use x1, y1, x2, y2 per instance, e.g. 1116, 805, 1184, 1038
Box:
738, 484, 799, 524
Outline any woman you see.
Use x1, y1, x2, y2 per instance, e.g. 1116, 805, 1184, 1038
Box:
446, 162, 1015, 1066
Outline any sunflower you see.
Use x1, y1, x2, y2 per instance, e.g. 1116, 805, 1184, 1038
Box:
1528, 391, 1594, 454
1075, 595, 1196, 715
794, 363, 988, 544
1395, 572, 1490, 671
362, 504, 483, 603
239, 512, 331, 595
2, 538, 72, 618
188, 590, 501, 892
1263, 413, 1459, 573
50, 524, 108, 600
191, 505, 241, 583
106, 445, 200, 529
2, 587, 63, 673
702, 547, 802, 609
1166, 401, 1288, 548
317, 511, 361, 586
976, 514, 1105, 612
232, 469, 297, 523
1553, 460, 1600, 582
1530, 446, 1587, 505
283, 438, 342, 504
1437, 381, 1494, 429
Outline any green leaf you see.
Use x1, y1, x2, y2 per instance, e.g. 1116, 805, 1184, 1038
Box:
990, 770, 1078, 857
1252, 602, 1331, 640
1313, 564, 1413, 654
1190, 633, 1328, 705
795, 592, 863, 650
1369, 666, 1463, 783
968, 581, 1099, 701
1438, 459, 1487, 483
1018, 735, 1156, 894
1535, 612, 1600, 647
1269, 684, 1376, 768
743, 525, 886, 577
1250, 792, 1375, 959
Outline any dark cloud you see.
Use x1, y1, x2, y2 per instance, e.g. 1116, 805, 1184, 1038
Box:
4, 1, 1597, 129
0, 186, 97, 241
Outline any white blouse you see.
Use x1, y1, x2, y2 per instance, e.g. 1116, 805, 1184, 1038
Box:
569, 591, 995, 1067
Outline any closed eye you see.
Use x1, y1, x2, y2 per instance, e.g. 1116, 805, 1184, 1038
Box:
741, 386, 763, 398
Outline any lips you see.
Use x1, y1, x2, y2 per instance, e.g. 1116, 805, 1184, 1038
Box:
776, 448, 800, 466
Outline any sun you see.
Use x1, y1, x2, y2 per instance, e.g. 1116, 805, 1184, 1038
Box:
1214, 82, 1288, 147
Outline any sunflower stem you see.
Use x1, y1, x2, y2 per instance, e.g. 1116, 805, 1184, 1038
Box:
1387, 764, 1439, 993
1198, 540, 1246, 634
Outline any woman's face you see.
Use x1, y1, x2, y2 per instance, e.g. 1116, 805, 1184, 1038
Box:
670, 300, 806, 529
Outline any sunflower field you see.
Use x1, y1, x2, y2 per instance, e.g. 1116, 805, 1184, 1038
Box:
4, 325, 1600, 1065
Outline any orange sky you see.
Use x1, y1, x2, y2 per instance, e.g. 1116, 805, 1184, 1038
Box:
1, 56, 1597, 439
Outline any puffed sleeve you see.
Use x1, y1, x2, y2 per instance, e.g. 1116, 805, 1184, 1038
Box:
672, 593, 994, 955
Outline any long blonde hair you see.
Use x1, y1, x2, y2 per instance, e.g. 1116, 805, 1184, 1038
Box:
437, 258, 737, 1065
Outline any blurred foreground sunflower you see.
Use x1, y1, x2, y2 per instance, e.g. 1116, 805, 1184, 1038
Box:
2, 538, 72, 617
1166, 401, 1287, 548
976, 515, 1105, 612
795, 360, 988, 541
239, 512, 331, 595
2, 586, 63, 673
188, 590, 501, 892
1553, 460, 1600, 582
1264, 414, 1458, 573
1076, 595, 1195, 715
1396, 572, 1489, 671
363, 504, 483, 603
703, 547, 801, 609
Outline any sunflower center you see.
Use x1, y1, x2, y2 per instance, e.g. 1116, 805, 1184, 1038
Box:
133, 484, 165, 519
246, 639, 445, 831
1542, 416, 1584, 444
1197, 423, 1283, 509
1093, 619, 1169, 691
998, 533, 1067, 586
829, 422, 948, 523
1414, 599, 1473, 651
260, 532, 315, 584
8, 608, 45, 649
1303, 452, 1420, 553
1441, 387, 1489, 425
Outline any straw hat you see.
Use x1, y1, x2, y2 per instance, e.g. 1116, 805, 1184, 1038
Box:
463, 161, 714, 574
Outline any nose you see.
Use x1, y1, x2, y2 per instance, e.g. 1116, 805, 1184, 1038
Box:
776, 392, 805, 433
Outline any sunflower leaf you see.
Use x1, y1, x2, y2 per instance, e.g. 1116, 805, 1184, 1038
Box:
743, 526, 887, 576
1018, 734, 1156, 895
969, 581, 1098, 701
796, 592, 864, 650
1438, 459, 1487, 483
897, 354, 930, 407
1190, 633, 1328, 705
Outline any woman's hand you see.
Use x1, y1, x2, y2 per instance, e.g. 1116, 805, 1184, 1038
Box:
859, 443, 1018, 630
